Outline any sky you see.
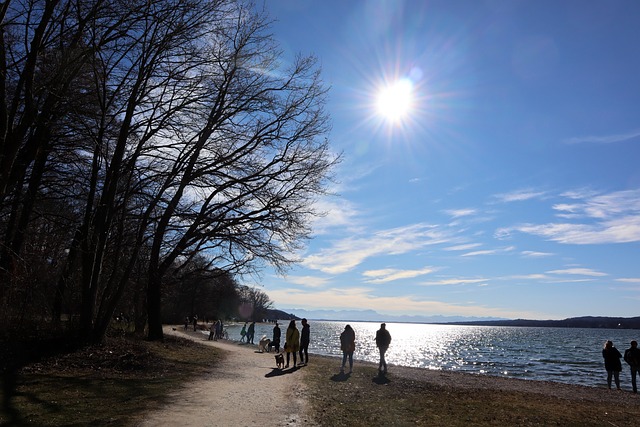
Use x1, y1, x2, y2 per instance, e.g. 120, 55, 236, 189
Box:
255, 0, 640, 321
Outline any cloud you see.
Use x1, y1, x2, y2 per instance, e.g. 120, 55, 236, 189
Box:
616, 278, 640, 283
497, 189, 640, 244
265, 287, 541, 318
564, 129, 640, 144
362, 267, 435, 283
494, 189, 546, 203
462, 246, 515, 257
546, 268, 607, 277
303, 223, 452, 274
444, 243, 482, 251
420, 278, 488, 286
520, 251, 554, 258
444, 208, 477, 218
284, 275, 332, 288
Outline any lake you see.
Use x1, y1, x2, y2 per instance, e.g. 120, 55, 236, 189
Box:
222, 320, 640, 389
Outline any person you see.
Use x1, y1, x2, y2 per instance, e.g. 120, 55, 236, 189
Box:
240, 323, 247, 342
184, 316, 189, 331
375, 323, 392, 374
624, 340, 640, 393
247, 321, 256, 344
214, 320, 222, 341
340, 324, 356, 373
208, 322, 216, 340
299, 318, 310, 366
284, 320, 300, 368
272, 322, 281, 352
602, 340, 622, 390
192, 314, 198, 331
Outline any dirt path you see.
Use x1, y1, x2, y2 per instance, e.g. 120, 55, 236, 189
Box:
135, 326, 314, 427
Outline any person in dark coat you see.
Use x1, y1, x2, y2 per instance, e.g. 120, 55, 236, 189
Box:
272, 322, 281, 352
340, 324, 356, 373
624, 340, 640, 393
375, 323, 392, 374
247, 321, 256, 344
299, 319, 310, 365
603, 340, 623, 390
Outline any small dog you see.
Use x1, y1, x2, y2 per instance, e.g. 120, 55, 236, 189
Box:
274, 353, 285, 369
258, 335, 271, 353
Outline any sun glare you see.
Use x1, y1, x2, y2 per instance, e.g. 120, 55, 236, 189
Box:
376, 78, 414, 123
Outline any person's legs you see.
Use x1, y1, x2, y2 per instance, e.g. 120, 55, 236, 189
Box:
292, 351, 297, 367
286, 352, 290, 368
613, 371, 621, 389
341, 352, 347, 371
380, 348, 387, 373
348, 352, 353, 372
632, 367, 638, 393
607, 370, 613, 388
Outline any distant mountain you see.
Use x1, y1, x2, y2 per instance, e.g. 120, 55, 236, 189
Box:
275, 309, 640, 330
445, 316, 640, 329
279, 308, 506, 324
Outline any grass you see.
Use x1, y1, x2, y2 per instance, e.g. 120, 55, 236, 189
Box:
303, 355, 640, 426
0, 334, 218, 426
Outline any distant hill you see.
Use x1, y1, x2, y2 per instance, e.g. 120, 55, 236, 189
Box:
264, 308, 300, 321
441, 316, 640, 329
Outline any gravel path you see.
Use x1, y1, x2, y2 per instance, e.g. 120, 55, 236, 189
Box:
135, 326, 313, 427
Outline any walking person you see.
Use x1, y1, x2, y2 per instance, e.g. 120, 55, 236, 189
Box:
624, 340, 640, 393
272, 322, 281, 352
375, 323, 392, 375
603, 340, 623, 390
299, 318, 310, 366
247, 321, 256, 344
340, 324, 356, 373
285, 320, 300, 368
240, 323, 247, 342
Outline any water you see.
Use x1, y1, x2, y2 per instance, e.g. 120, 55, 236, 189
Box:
222, 320, 639, 388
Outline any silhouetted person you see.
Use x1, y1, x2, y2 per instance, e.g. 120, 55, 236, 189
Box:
340, 324, 355, 373
247, 321, 256, 344
240, 323, 247, 342
285, 320, 300, 368
375, 323, 392, 374
603, 340, 622, 390
624, 340, 640, 393
299, 318, 310, 365
272, 322, 281, 352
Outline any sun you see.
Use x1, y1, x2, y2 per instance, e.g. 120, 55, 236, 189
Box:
376, 78, 414, 123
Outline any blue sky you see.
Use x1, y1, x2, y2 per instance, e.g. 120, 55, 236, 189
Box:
257, 0, 640, 320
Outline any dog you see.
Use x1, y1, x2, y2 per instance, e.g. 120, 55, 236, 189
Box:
274, 352, 285, 369
258, 335, 271, 353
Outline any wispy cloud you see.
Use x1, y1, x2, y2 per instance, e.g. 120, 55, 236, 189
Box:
303, 223, 452, 274
362, 267, 435, 283
444, 208, 477, 218
564, 129, 640, 144
494, 189, 546, 203
521, 251, 554, 258
266, 287, 541, 318
497, 189, 640, 244
616, 278, 640, 283
444, 243, 482, 251
284, 275, 332, 288
546, 268, 607, 277
420, 278, 488, 286
462, 246, 515, 257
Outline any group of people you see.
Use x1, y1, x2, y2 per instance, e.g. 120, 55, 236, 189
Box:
208, 320, 224, 341
602, 340, 640, 392
267, 320, 391, 375
340, 322, 391, 374
272, 318, 311, 368
240, 321, 256, 344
